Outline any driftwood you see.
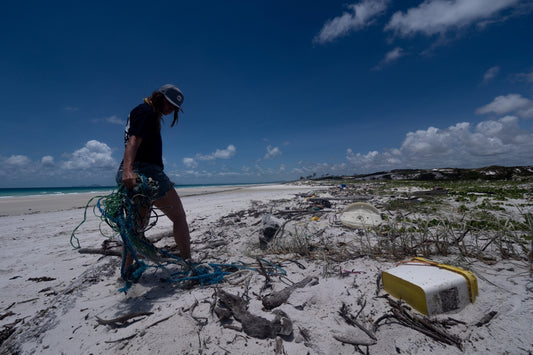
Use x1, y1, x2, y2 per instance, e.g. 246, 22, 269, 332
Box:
78, 232, 172, 257
262, 276, 318, 310
96, 312, 153, 327
104, 333, 137, 343
17, 298, 39, 304
216, 289, 292, 339
337, 302, 377, 345
0, 312, 14, 321
188, 300, 208, 327
78, 248, 122, 257
28, 277, 56, 282
3, 303, 16, 312
383, 299, 463, 350
0, 318, 23, 347
332, 333, 377, 346
475, 311, 497, 327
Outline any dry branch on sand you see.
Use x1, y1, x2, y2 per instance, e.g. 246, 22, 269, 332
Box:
373, 298, 463, 350
262, 276, 318, 310
95, 312, 154, 328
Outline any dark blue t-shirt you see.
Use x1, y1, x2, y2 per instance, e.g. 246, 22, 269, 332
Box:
124, 103, 163, 167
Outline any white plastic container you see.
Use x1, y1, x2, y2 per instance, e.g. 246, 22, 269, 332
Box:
382, 260, 477, 316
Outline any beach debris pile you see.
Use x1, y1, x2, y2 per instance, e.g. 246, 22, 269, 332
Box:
28, 179, 530, 354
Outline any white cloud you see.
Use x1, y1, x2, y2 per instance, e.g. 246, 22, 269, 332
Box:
182, 170, 213, 178
385, 0, 519, 37
291, 161, 350, 178
181, 145, 237, 174
62, 140, 116, 170
218, 171, 241, 177
374, 47, 406, 69
313, 0, 389, 44
346, 116, 533, 172
41, 155, 55, 167
196, 145, 236, 161
402, 126, 454, 156
183, 157, 198, 168
482, 66, 500, 84
384, 47, 405, 63
264, 145, 282, 159
214, 145, 237, 159
0, 155, 35, 181
91, 115, 125, 125
6, 155, 31, 166
105, 115, 125, 125
513, 70, 533, 83
0, 140, 118, 186
476, 94, 533, 118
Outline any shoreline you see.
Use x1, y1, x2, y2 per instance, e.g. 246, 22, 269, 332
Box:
0, 182, 282, 199
0, 183, 302, 217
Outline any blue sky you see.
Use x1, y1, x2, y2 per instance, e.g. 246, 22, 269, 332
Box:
1, 0, 533, 187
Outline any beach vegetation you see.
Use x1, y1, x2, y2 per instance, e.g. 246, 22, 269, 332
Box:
256, 179, 533, 268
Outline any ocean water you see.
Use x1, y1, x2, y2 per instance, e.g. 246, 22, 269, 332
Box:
0, 186, 116, 198
0, 183, 260, 198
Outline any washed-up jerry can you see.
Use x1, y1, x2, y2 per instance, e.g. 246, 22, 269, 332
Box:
382, 257, 478, 316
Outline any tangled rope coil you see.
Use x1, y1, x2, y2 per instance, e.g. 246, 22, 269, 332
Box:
70, 176, 286, 293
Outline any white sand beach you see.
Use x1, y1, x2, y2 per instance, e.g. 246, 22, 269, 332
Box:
0, 183, 532, 354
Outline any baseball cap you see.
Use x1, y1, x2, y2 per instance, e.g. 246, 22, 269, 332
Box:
158, 84, 184, 112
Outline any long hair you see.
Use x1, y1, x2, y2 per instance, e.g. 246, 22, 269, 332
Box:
144, 92, 164, 131
148, 91, 167, 115
147, 91, 179, 127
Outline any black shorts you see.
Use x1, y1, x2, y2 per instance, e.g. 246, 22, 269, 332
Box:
116, 162, 173, 201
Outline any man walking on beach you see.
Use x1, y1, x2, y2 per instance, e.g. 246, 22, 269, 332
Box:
116, 84, 191, 278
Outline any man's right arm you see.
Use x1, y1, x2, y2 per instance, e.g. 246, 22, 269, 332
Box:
122, 135, 143, 189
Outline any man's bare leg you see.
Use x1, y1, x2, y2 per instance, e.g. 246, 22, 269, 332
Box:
154, 188, 191, 260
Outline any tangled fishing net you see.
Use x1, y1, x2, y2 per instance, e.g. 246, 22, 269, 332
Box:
70, 175, 285, 293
